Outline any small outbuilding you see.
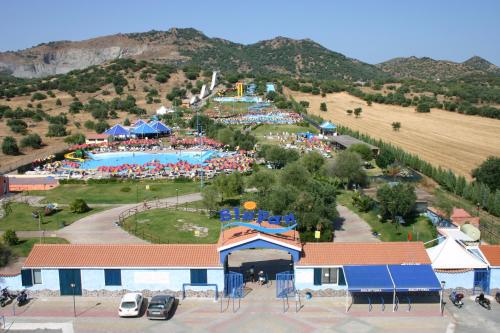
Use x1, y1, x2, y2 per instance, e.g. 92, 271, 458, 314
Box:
329, 135, 379, 155
7, 175, 59, 192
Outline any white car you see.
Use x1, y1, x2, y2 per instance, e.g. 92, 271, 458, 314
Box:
118, 292, 144, 317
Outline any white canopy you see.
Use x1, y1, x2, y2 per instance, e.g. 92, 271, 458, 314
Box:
427, 237, 488, 269
156, 106, 174, 115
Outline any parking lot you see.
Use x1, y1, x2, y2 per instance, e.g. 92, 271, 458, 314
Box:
3, 294, 496, 332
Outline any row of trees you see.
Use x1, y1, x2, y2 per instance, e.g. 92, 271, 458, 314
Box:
337, 126, 500, 217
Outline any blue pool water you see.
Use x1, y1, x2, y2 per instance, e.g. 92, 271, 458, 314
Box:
79, 151, 216, 169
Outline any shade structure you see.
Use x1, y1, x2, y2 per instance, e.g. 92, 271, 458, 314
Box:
132, 123, 159, 136
344, 265, 394, 292
149, 121, 171, 134
319, 121, 337, 130
388, 265, 441, 292
104, 124, 130, 137
133, 119, 147, 127
426, 237, 488, 269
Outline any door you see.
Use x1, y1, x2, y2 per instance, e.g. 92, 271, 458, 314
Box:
473, 269, 490, 294
224, 271, 243, 298
59, 269, 82, 296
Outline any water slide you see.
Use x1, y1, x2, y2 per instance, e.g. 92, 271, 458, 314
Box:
64, 152, 85, 162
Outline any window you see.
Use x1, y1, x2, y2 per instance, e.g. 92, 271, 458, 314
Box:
314, 268, 339, 285
190, 269, 207, 284
33, 269, 42, 284
104, 269, 122, 286
321, 268, 338, 284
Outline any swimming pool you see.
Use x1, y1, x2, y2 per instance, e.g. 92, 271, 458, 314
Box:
79, 150, 216, 169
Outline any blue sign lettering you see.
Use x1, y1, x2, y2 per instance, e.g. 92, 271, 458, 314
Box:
219, 207, 299, 228
257, 210, 269, 223
268, 215, 281, 225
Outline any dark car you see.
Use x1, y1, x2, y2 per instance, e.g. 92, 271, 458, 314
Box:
146, 295, 175, 320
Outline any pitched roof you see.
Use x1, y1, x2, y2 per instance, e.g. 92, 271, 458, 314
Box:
87, 133, 110, 140
217, 222, 301, 251
298, 242, 430, 266
451, 208, 472, 219
427, 238, 487, 269
480, 245, 500, 266
8, 176, 58, 185
24, 244, 221, 268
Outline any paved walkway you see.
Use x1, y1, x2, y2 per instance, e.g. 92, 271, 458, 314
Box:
0, 296, 454, 333
11, 193, 202, 244
333, 204, 380, 243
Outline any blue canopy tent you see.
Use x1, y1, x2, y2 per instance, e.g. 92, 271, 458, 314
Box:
149, 121, 172, 135
104, 124, 130, 137
132, 123, 159, 137
133, 119, 147, 127
343, 265, 443, 312
319, 121, 337, 134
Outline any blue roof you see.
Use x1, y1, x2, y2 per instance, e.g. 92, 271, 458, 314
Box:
320, 121, 337, 130
133, 123, 159, 135
388, 265, 442, 292
134, 119, 147, 127
104, 124, 130, 136
344, 265, 394, 292
149, 121, 171, 134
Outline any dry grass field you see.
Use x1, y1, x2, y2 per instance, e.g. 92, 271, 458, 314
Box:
0, 71, 191, 172
287, 89, 500, 178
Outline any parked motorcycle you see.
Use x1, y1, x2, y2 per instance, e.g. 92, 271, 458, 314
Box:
495, 292, 500, 304
449, 290, 464, 308
16, 290, 28, 306
0, 288, 17, 307
475, 293, 491, 310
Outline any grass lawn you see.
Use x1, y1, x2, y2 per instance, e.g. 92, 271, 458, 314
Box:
0, 203, 104, 231
337, 191, 437, 244
8, 237, 69, 257
31, 180, 202, 204
123, 209, 220, 244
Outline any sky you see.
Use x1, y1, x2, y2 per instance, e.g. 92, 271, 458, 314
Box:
1, 0, 499, 65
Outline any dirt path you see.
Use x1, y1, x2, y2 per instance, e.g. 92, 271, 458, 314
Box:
333, 204, 380, 242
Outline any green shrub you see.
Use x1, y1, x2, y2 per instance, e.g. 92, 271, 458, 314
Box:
69, 199, 90, 213
0, 244, 12, 267
47, 123, 67, 137
2, 136, 19, 155
20, 134, 43, 149
3, 229, 19, 246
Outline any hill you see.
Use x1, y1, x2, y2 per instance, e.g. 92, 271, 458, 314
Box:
0, 28, 387, 81
377, 56, 499, 81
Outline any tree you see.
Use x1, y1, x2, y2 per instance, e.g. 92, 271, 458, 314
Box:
301, 151, 325, 174
84, 120, 95, 130
261, 145, 299, 169
216, 128, 235, 146
327, 151, 366, 187
250, 169, 276, 194
375, 149, 396, 169
20, 134, 42, 149
416, 102, 431, 113
376, 183, 416, 221
472, 156, 500, 191
3, 229, 19, 246
64, 133, 86, 145
347, 144, 373, 161
353, 107, 362, 118
281, 161, 311, 189
213, 173, 244, 202
201, 185, 221, 216
69, 198, 90, 213
47, 123, 67, 137
391, 122, 401, 131
123, 118, 131, 126
2, 136, 19, 155
56, 98, 62, 106
94, 121, 109, 134
320, 102, 327, 112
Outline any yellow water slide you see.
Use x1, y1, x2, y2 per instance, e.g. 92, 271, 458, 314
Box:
64, 152, 85, 162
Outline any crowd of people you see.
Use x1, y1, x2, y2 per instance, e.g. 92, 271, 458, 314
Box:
218, 111, 302, 125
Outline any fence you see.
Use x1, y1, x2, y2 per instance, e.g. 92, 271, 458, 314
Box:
118, 199, 207, 243
479, 221, 500, 245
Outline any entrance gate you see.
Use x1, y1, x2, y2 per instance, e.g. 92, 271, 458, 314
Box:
276, 271, 295, 298
224, 271, 244, 297
473, 269, 490, 294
